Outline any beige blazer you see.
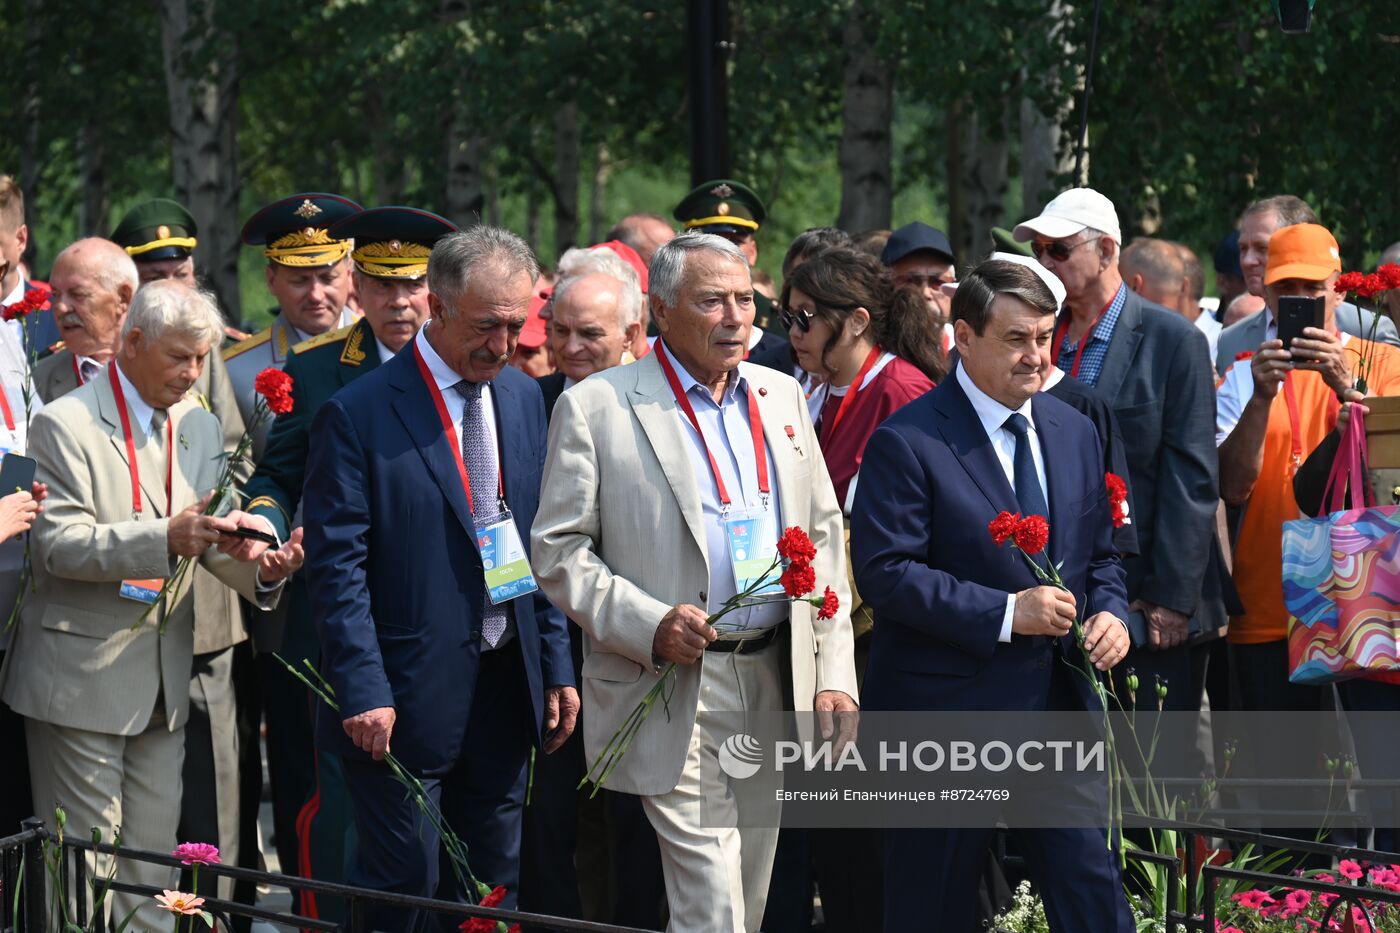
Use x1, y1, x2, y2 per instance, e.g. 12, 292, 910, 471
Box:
0, 369, 276, 736
531, 352, 858, 796
33, 347, 249, 655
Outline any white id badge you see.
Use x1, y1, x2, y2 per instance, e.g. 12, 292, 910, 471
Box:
725, 507, 782, 596
477, 509, 539, 605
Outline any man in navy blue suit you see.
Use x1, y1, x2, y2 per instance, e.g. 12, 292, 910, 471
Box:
303, 226, 578, 929
851, 260, 1133, 932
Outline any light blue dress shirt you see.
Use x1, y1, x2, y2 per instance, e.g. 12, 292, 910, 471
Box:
660, 342, 786, 633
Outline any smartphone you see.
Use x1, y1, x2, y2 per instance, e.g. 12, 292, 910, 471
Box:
221, 525, 279, 546
1277, 295, 1325, 349
0, 453, 37, 497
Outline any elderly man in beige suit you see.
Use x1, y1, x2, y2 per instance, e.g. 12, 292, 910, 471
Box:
1, 280, 303, 930
36, 238, 252, 899
532, 232, 858, 933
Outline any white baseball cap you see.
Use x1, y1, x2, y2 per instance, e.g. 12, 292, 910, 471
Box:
1012, 187, 1122, 245
940, 252, 1068, 308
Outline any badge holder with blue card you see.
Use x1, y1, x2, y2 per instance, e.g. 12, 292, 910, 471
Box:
478, 508, 539, 605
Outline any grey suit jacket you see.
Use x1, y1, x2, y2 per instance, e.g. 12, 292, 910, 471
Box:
32, 348, 250, 655
1089, 289, 1223, 627
1215, 303, 1400, 377
0, 371, 279, 736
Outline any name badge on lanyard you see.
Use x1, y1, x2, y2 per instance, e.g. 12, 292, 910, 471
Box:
414, 340, 539, 605
109, 361, 172, 604
726, 507, 781, 595
655, 342, 777, 594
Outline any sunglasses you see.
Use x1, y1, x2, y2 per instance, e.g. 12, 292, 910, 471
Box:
896, 272, 957, 289
779, 306, 816, 332
1030, 237, 1094, 262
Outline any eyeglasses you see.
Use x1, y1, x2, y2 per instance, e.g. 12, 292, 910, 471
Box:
1030, 237, 1094, 262
779, 306, 816, 332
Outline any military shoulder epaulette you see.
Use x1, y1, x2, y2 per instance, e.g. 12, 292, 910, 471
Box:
292, 323, 356, 355
224, 328, 272, 360
36, 340, 66, 361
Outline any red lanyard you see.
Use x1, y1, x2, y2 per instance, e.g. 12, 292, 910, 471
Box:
413, 340, 503, 516
1052, 293, 1115, 378
73, 357, 85, 386
821, 346, 882, 444
0, 384, 13, 432
1282, 370, 1340, 474
655, 341, 769, 507
107, 361, 172, 515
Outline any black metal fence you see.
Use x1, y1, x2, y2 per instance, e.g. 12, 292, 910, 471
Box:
0, 817, 651, 933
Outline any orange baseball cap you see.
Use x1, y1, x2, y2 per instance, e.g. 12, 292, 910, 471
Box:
518, 293, 549, 348
1264, 223, 1341, 285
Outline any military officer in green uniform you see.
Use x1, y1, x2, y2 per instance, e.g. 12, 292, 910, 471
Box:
225, 193, 362, 460
240, 206, 455, 913
673, 178, 792, 372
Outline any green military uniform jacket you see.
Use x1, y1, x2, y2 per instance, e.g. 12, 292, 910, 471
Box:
241, 318, 383, 650
223, 309, 359, 462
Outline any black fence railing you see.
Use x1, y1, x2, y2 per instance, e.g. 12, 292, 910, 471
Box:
0, 817, 651, 933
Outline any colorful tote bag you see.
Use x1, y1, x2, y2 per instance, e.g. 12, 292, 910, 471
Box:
1283, 409, 1400, 685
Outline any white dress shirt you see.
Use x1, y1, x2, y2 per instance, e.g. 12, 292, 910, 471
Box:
956, 363, 1047, 643
113, 361, 159, 439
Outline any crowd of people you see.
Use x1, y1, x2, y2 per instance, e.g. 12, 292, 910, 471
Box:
0, 168, 1397, 933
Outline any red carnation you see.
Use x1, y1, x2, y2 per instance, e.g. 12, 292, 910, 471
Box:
1380, 263, 1400, 291
776, 526, 816, 566
780, 563, 816, 598
1012, 515, 1050, 556
1336, 271, 1366, 295
1105, 472, 1129, 529
1, 285, 50, 322
254, 368, 295, 415
459, 886, 508, 932
812, 586, 839, 620
988, 511, 1020, 546
1357, 273, 1388, 300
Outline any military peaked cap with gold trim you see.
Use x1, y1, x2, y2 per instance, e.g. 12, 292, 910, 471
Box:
111, 198, 198, 261
329, 206, 458, 280
240, 192, 362, 268
673, 178, 766, 236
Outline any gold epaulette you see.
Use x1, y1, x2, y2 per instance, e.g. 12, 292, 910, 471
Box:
223, 328, 272, 361
36, 340, 66, 361
293, 323, 356, 355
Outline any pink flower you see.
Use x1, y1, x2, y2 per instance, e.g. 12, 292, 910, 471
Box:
1232, 889, 1274, 909
154, 890, 205, 915
1340, 859, 1364, 880
172, 842, 221, 866
1285, 888, 1312, 911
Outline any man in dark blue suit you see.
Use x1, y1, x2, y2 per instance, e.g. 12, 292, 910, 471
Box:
851, 260, 1133, 933
303, 226, 578, 929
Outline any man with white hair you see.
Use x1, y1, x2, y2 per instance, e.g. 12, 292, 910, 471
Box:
533, 232, 857, 933
538, 271, 644, 418
0, 279, 302, 929
1014, 188, 1224, 713
34, 238, 253, 902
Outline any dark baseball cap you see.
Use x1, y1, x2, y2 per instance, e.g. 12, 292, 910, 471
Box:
881, 222, 955, 267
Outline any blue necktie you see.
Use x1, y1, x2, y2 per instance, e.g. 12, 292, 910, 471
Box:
454, 381, 508, 647
1003, 412, 1049, 520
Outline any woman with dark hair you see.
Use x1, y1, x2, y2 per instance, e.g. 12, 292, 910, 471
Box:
782, 246, 944, 510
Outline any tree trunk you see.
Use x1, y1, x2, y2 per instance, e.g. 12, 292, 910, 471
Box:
1020, 0, 1076, 213
552, 101, 580, 258
158, 0, 242, 325
366, 85, 404, 206
587, 142, 611, 246
947, 101, 1009, 269
76, 122, 109, 237
441, 0, 483, 228
526, 188, 542, 256
18, 0, 44, 273
836, 0, 892, 233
